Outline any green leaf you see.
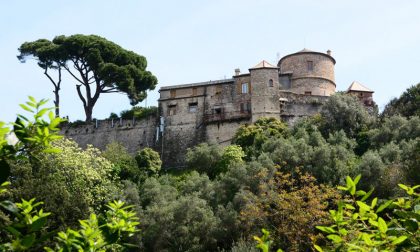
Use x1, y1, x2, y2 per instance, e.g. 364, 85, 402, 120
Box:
337, 186, 348, 191
43, 148, 61, 154
0, 159, 11, 184
21, 233, 36, 248
376, 200, 393, 213
356, 190, 366, 197
28, 96, 36, 103
316, 226, 336, 234
354, 174, 361, 185
19, 104, 34, 113
327, 234, 342, 244
357, 201, 371, 211
398, 184, 408, 191
314, 245, 324, 252
345, 204, 355, 210
361, 188, 374, 202
362, 233, 374, 246
37, 108, 50, 118
378, 217, 387, 233
371, 197, 378, 208
0, 200, 19, 214
392, 236, 407, 245
414, 204, 420, 214
403, 219, 418, 233
30, 216, 48, 232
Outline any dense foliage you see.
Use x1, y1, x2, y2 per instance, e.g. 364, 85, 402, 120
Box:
382, 83, 420, 118
0, 98, 139, 251
1, 83, 419, 251
119, 106, 158, 120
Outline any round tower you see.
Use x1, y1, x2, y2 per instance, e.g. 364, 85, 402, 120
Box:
278, 48, 336, 96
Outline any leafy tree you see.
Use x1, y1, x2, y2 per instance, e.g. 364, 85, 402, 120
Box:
185, 143, 223, 178
261, 126, 357, 185
186, 144, 245, 179
10, 139, 121, 230
18, 40, 65, 117
0, 182, 139, 251
120, 106, 158, 120
218, 145, 245, 174
382, 83, 420, 118
19, 35, 158, 121
368, 115, 420, 148
0, 98, 139, 251
139, 174, 222, 251
135, 147, 162, 177
239, 169, 340, 251
0, 97, 64, 183
233, 117, 289, 157
319, 93, 375, 138
102, 142, 141, 184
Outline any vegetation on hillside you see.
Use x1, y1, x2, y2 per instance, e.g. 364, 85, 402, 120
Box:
1, 83, 419, 251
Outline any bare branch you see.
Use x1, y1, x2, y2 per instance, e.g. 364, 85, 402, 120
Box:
76, 85, 87, 107
43, 67, 58, 89
63, 65, 85, 85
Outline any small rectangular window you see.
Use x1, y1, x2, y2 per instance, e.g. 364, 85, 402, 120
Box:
241, 83, 249, 94
168, 104, 176, 116
307, 61, 313, 71
170, 90, 176, 98
188, 102, 198, 113
240, 103, 251, 112
214, 107, 222, 114
305, 91, 312, 95
216, 85, 222, 95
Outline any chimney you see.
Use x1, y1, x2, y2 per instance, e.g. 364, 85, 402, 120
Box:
234, 68, 240, 76
327, 49, 331, 55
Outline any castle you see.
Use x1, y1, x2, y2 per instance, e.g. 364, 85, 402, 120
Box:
63, 48, 374, 168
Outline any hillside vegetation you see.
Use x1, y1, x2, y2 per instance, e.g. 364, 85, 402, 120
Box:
0, 85, 419, 251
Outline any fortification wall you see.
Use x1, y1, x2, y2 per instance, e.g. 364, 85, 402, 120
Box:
61, 116, 158, 154
279, 91, 329, 124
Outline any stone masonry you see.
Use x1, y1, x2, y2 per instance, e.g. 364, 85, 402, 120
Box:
63, 48, 374, 168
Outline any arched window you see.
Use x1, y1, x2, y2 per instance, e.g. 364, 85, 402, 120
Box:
269, 79, 274, 87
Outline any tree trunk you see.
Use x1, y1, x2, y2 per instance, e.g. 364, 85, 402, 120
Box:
84, 105, 93, 122
54, 89, 60, 118
44, 67, 61, 118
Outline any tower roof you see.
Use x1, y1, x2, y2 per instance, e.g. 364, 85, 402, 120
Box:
249, 60, 278, 70
347, 81, 374, 93
278, 48, 336, 66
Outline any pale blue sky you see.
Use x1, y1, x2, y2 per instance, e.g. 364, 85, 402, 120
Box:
1, 0, 420, 123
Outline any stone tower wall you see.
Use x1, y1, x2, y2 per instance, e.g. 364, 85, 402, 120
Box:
279, 53, 335, 96
250, 68, 282, 122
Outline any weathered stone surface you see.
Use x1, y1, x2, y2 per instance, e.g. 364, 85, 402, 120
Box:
62, 49, 373, 169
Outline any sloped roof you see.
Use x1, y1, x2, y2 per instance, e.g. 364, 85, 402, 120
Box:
278, 48, 336, 65
250, 60, 278, 69
347, 81, 374, 93
298, 48, 314, 53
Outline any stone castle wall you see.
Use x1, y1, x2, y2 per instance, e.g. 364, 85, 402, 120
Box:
61, 117, 158, 154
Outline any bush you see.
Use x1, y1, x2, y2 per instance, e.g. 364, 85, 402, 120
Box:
135, 147, 162, 177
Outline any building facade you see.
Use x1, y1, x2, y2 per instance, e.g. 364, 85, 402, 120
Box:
158, 49, 346, 167
63, 48, 374, 168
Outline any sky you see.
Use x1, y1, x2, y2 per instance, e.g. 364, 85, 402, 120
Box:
1, 0, 420, 123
